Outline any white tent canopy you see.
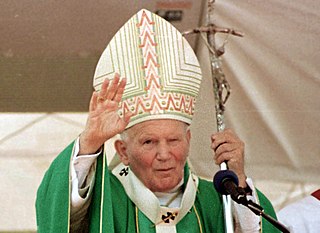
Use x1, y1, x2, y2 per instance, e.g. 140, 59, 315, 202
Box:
190, 0, 320, 184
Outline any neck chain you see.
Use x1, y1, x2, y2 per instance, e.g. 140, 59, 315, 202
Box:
163, 189, 182, 207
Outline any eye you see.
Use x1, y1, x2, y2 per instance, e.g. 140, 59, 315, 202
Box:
169, 138, 178, 142
143, 139, 153, 145
142, 139, 156, 150
168, 138, 180, 144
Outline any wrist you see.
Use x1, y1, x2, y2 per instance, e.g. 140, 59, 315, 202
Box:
238, 174, 247, 188
79, 131, 104, 155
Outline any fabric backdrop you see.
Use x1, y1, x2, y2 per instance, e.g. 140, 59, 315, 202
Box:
189, 0, 320, 184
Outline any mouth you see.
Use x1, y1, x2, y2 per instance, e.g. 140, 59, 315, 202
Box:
155, 168, 175, 176
156, 167, 174, 172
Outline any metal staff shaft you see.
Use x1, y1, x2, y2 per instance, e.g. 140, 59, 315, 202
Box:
206, 1, 242, 232
207, 29, 234, 232
206, 2, 233, 230
183, 1, 243, 231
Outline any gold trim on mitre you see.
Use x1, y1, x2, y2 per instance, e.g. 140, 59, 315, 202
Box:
93, 9, 202, 128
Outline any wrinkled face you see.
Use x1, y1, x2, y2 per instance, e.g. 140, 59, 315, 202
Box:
115, 119, 191, 192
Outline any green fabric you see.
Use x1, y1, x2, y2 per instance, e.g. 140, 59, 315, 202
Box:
87, 147, 115, 232
36, 142, 73, 233
36, 141, 281, 233
98, 164, 224, 233
257, 189, 281, 232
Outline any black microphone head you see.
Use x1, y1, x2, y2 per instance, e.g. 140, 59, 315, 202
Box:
213, 170, 239, 195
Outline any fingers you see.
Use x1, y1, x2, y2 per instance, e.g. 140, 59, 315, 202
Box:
105, 73, 120, 100
211, 129, 247, 185
113, 78, 126, 102
211, 129, 244, 165
123, 109, 134, 124
98, 73, 126, 103
211, 129, 241, 150
89, 91, 99, 112
99, 78, 110, 98
213, 142, 241, 163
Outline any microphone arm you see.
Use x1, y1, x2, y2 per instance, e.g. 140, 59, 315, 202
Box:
240, 195, 290, 233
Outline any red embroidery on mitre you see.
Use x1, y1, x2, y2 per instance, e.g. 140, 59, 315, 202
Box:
136, 9, 155, 27
114, 9, 198, 125
120, 92, 195, 118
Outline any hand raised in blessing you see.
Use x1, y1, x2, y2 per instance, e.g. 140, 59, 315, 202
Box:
79, 73, 132, 155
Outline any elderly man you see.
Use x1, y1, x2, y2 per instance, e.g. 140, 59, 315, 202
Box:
36, 9, 279, 233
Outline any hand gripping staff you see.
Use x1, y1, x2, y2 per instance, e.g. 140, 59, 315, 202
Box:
183, 1, 243, 232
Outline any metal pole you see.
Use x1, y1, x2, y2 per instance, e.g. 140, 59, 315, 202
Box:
207, 4, 233, 232
184, 1, 244, 231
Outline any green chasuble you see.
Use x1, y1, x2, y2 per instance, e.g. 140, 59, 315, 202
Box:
36, 141, 281, 233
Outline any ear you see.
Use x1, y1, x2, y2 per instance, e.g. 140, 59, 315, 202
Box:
186, 128, 191, 144
114, 139, 130, 166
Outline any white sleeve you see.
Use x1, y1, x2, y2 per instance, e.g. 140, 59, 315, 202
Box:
277, 196, 320, 233
70, 137, 101, 229
233, 178, 261, 233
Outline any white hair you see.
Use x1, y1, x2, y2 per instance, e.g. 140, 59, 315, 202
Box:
119, 121, 190, 141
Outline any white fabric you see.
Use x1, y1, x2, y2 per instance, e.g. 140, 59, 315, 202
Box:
112, 162, 198, 231
277, 195, 320, 233
70, 138, 98, 230
71, 138, 261, 232
155, 225, 177, 233
154, 180, 183, 208
70, 138, 98, 206
233, 178, 260, 233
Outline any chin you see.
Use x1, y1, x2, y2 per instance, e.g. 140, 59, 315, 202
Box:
153, 179, 180, 192
152, 186, 173, 193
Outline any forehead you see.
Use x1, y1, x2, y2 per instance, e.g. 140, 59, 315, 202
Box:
126, 119, 188, 137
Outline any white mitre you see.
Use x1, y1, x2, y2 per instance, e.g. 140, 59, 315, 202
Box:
93, 9, 202, 169
93, 9, 202, 129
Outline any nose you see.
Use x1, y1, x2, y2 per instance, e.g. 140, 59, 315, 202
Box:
156, 141, 171, 160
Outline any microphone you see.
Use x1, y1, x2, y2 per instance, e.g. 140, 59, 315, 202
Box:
213, 170, 247, 205
213, 170, 291, 233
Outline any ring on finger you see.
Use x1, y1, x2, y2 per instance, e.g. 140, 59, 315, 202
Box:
98, 97, 106, 102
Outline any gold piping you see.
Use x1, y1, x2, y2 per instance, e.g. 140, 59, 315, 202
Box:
193, 205, 203, 233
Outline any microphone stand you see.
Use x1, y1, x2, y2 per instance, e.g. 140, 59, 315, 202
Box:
235, 188, 290, 233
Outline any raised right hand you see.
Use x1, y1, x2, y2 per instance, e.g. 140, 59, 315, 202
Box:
79, 73, 132, 155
